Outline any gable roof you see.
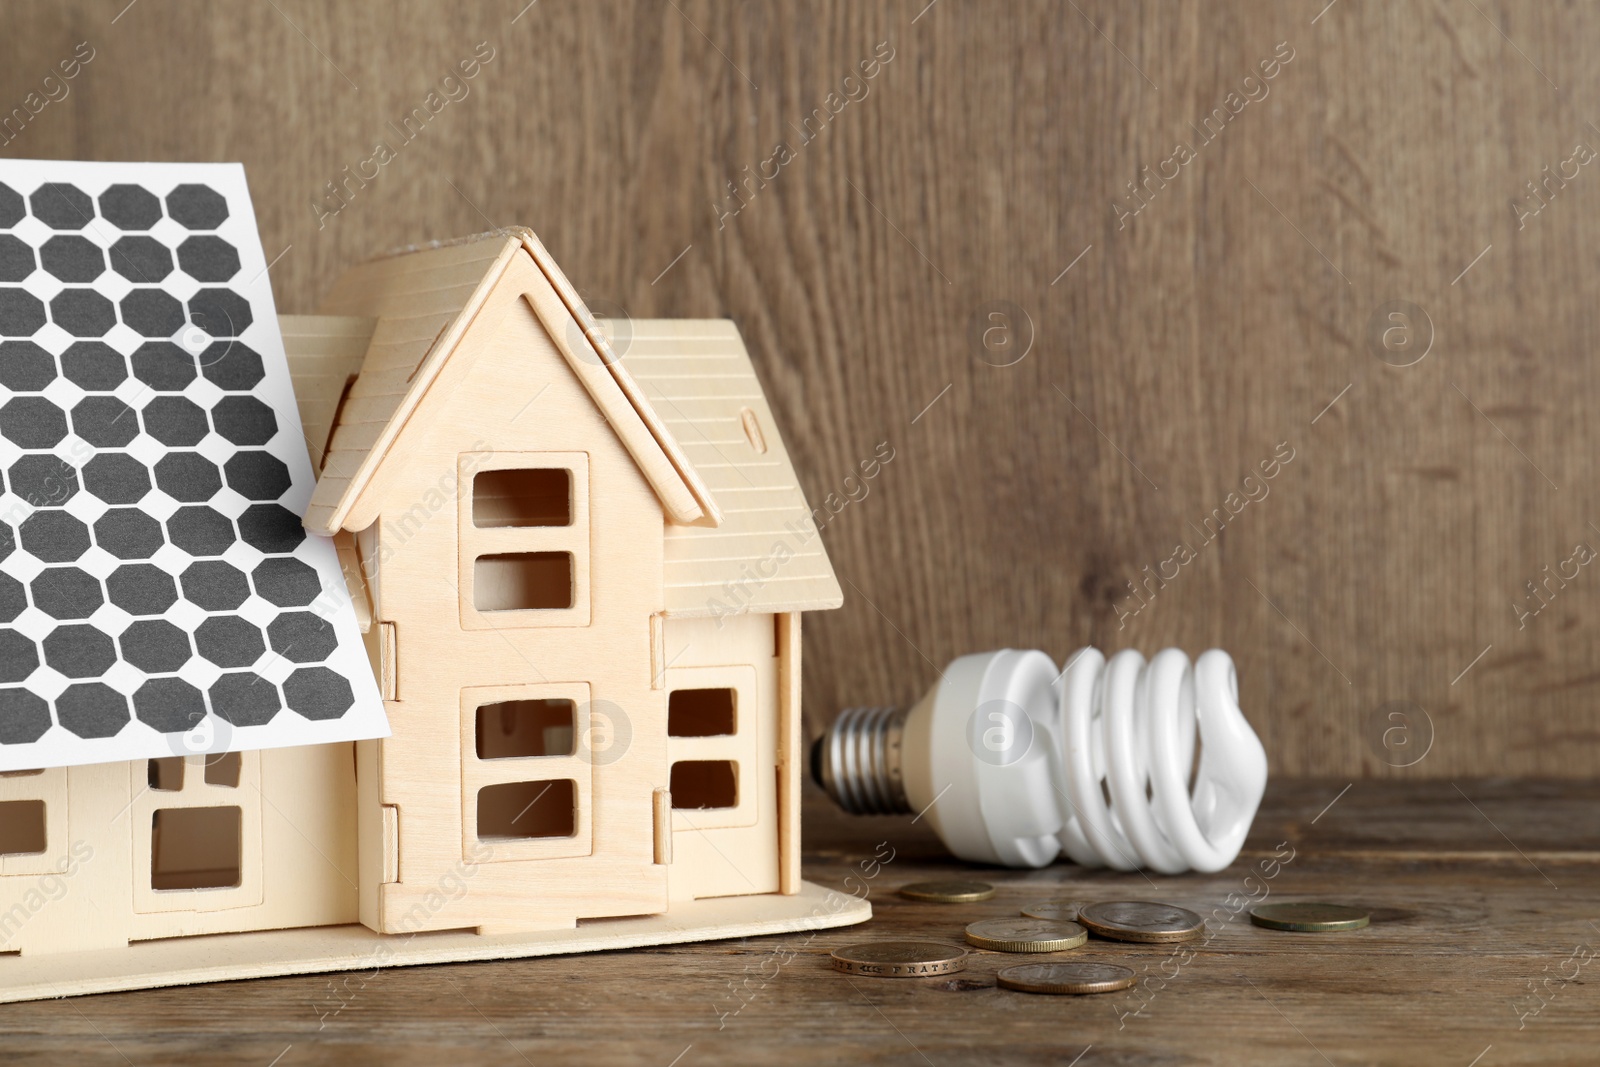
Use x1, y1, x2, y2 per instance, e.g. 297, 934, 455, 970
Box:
292, 230, 841, 618
623, 320, 843, 617
304, 230, 720, 534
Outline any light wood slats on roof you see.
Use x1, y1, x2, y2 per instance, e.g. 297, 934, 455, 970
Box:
622, 320, 841, 617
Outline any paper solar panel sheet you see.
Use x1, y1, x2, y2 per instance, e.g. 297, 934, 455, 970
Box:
0, 160, 387, 773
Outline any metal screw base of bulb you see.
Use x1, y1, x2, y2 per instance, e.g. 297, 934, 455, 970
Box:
810, 705, 910, 815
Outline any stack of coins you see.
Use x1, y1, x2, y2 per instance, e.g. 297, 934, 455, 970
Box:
833, 881, 1368, 997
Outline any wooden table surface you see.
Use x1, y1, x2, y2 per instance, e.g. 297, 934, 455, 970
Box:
3, 778, 1596, 1065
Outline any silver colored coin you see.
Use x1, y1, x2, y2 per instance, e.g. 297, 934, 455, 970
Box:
997, 962, 1137, 995
1078, 900, 1205, 943
964, 918, 1088, 953
830, 940, 969, 977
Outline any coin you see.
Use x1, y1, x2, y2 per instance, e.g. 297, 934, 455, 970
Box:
897, 879, 996, 903
830, 940, 970, 977
965, 917, 1087, 953
1249, 902, 1370, 932
1078, 900, 1205, 943
1020, 900, 1078, 922
997, 962, 1137, 995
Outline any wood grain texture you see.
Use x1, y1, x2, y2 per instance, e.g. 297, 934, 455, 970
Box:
2, 781, 1597, 1064
2, 2, 1598, 775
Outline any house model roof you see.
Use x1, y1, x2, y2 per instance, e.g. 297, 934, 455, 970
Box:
305, 230, 719, 532
624, 318, 843, 617
286, 229, 842, 618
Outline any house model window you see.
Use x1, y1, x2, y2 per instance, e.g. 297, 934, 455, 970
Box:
475, 698, 576, 760
669, 689, 740, 811
0, 800, 46, 858
478, 779, 577, 840
0, 769, 66, 878
460, 453, 590, 625
132, 752, 264, 913
460, 684, 594, 862
664, 668, 761, 831
472, 468, 571, 528
150, 806, 242, 892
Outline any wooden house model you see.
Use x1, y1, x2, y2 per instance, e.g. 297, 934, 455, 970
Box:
300, 229, 849, 930
0, 210, 865, 1002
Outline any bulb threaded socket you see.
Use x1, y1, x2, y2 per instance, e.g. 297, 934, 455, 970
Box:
812, 706, 911, 815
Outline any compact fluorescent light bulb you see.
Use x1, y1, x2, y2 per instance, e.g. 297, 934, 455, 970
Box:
811, 647, 1269, 873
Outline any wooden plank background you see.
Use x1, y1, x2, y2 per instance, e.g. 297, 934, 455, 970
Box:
2, 0, 1596, 776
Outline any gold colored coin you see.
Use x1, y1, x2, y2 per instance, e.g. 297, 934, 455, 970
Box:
964, 918, 1088, 953
897, 879, 996, 904
830, 940, 969, 977
1020, 900, 1078, 922
1249, 902, 1370, 932
997, 962, 1137, 995
1078, 900, 1205, 943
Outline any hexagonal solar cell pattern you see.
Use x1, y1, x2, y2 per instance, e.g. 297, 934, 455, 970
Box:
0, 160, 384, 771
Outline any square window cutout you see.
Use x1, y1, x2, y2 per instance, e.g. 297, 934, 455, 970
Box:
0, 800, 46, 856
476, 699, 575, 759
668, 688, 736, 737
204, 751, 241, 787
670, 760, 738, 810
476, 779, 576, 840
151, 806, 241, 891
472, 468, 571, 528
474, 553, 573, 611
148, 757, 184, 791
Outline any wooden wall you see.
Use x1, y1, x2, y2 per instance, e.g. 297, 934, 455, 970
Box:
3, 1, 1596, 776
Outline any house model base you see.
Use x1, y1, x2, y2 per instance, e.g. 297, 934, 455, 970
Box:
0, 880, 867, 1004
